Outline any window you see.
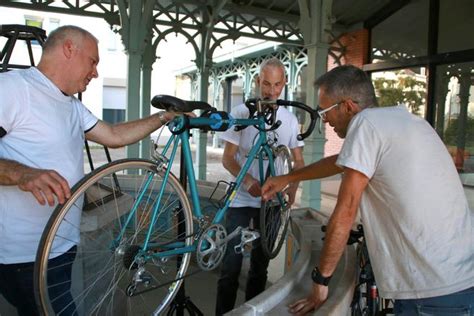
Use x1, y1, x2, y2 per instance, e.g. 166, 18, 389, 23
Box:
103, 109, 125, 124
47, 18, 60, 34
438, 0, 474, 53
102, 85, 126, 124
24, 15, 43, 45
371, 67, 427, 117
370, 0, 429, 63
434, 62, 474, 173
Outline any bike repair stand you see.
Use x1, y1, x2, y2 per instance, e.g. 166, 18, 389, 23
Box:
167, 131, 203, 316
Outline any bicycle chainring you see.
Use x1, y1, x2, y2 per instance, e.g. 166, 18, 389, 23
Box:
196, 224, 227, 271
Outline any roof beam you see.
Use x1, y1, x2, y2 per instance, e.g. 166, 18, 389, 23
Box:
223, 3, 299, 23
364, 0, 410, 29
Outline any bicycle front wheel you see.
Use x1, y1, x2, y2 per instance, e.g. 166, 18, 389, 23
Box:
260, 145, 293, 259
35, 159, 193, 315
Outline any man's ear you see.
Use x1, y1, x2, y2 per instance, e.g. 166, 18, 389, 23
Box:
63, 39, 75, 59
346, 99, 361, 114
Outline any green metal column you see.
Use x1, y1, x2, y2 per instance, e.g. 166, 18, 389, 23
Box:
140, 39, 155, 159
212, 75, 221, 148
287, 50, 298, 102
117, 0, 155, 158
126, 53, 142, 158
195, 59, 210, 180
298, 0, 332, 210
194, 1, 229, 180
244, 65, 253, 99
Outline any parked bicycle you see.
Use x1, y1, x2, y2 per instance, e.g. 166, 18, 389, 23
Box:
347, 225, 393, 316
320, 225, 393, 315
34, 95, 317, 315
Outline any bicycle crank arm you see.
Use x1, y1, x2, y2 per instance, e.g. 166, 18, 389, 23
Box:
220, 226, 243, 246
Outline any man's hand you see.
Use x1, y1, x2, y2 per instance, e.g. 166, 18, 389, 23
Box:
243, 175, 261, 197
288, 284, 328, 315
18, 168, 71, 206
261, 175, 290, 201
164, 111, 197, 122
284, 183, 298, 205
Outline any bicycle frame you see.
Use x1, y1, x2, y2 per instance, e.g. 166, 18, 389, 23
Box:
113, 113, 282, 260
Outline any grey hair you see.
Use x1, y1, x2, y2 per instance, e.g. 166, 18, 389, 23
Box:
43, 25, 98, 53
259, 57, 286, 78
315, 65, 378, 109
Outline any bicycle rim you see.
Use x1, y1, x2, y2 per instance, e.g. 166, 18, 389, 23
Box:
35, 159, 193, 315
260, 145, 292, 259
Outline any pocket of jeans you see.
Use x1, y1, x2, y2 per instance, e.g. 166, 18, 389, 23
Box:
417, 304, 471, 316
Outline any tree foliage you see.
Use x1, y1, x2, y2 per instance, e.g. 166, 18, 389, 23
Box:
373, 72, 426, 115
444, 116, 474, 150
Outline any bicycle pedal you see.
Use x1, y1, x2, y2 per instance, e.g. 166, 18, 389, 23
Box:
241, 228, 260, 243
234, 229, 260, 254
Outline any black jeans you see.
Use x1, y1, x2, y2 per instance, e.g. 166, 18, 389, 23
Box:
0, 246, 77, 316
215, 207, 270, 316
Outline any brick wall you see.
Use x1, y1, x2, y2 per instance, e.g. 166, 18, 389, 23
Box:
324, 29, 369, 156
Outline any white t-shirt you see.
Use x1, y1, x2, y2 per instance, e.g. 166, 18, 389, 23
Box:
0, 67, 98, 264
219, 103, 303, 208
337, 105, 474, 299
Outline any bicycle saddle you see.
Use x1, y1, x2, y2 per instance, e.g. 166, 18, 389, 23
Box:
151, 94, 214, 112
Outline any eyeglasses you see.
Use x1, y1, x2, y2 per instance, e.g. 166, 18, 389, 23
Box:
316, 100, 359, 133
316, 101, 343, 133
316, 102, 342, 120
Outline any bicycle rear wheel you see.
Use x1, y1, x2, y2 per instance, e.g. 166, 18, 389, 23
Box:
351, 238, 380, 316
260, 145, 293, 259
35, 159, 193, 316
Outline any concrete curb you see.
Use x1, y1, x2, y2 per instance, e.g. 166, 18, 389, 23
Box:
228, 208, 356, 315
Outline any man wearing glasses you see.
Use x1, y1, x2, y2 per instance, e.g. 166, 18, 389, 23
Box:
262, 65, 473, 315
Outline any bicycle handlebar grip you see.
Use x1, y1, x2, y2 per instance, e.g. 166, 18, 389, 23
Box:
244, 98, 258, 119
276, 99, 317, 140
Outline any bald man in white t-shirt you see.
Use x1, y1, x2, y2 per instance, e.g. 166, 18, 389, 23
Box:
215, 58, 305, 315
0, 25, 175, 315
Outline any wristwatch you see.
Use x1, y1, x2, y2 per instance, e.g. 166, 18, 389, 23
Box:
311, 266, 332, 286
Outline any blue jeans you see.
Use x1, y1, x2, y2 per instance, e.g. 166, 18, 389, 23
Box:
394, 286, 474, 315
215, 207, 270, 315
0, 246, 77, 316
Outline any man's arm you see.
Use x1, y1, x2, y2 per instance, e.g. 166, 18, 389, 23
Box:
222, 141, 261, 197
262, 154, 343, 201
86, 111, 175, 148
289, 167, 369, 315
0, 159, 70, 206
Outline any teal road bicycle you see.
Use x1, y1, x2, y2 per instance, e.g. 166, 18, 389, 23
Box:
34, 95, 317, 315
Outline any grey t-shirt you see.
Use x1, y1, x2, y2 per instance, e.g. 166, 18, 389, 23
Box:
337, 105, 473, 299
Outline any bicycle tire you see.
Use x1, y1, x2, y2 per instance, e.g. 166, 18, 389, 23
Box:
260, 145, 293, 259
34, 158, 193, 315
351, 236, 381, 316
